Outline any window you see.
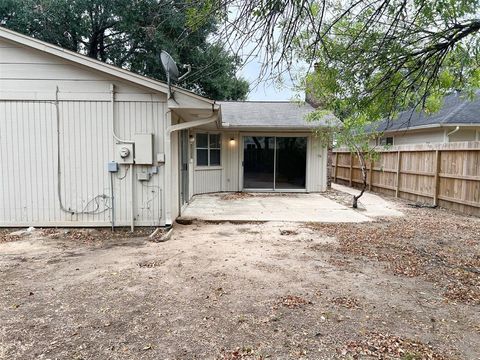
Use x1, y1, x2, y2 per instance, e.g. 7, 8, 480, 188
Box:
196, 133, 221, 166
379, 137, 394, 146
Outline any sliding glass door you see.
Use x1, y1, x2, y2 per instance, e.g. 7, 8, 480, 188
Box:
243, 136, 275, 189
243, 136, 307, 190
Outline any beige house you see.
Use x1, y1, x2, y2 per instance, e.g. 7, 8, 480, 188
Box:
373, 91, 480, 146
0, 27, 330, 228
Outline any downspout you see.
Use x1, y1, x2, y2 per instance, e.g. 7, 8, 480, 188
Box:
164, 114, 217, 225
446, 126, 460, 141
130, 163, 134, 232
110, 84, 135, 231
164, 110, 173, 226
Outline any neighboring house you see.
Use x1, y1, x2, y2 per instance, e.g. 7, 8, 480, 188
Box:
372, 91, 480, 146
0, 27, 330, 228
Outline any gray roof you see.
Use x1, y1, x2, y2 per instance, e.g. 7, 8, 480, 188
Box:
218, 101, 335, 129
374, 90, 480, 132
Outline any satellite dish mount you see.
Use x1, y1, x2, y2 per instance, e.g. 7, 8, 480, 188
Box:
160, 50, 191, 99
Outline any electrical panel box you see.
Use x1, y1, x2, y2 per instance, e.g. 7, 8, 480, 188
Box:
107, 161, 119, 173
115, 143, 134, 164
133, 133, 153, 165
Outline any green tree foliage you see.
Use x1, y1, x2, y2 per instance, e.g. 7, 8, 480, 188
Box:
0, 0, 249, 100
197, 0, 479, 205
196, 0, 479, 121
300, 1, 480, 126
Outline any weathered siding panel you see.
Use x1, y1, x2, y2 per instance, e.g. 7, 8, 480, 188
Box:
194, 169, 223, 194
114, 101, 166, 226
0, 38, 166, 102
222, 131, 240, 192
449, 129, 477, 142
394, 129, 445, 145
306, 136, 327, 192
0, 100, 166, 227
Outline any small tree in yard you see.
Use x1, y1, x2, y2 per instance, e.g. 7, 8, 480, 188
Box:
308, 112, 379, 208
191, 0, 480, 207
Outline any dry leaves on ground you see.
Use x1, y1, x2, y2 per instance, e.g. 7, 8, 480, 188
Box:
0, 230, 20, 243
278, 295, 310, 309
332, 296, 360, 309
218, 347, 265, 360
341, 332, 450, 359
221, 192, 254, 201
309, 207, 480, 305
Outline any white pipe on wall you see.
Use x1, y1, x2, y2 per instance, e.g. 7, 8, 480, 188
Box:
110, 84, 134, 144
447, 126, 460, 139
130, 163, 134, 232
164, 110, 173, 225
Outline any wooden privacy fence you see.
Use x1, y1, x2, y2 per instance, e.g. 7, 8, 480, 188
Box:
332, 142, 480, 216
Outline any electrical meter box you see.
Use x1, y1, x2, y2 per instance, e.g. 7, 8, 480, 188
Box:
133, 133, 153, 165
115, 143, 134, 164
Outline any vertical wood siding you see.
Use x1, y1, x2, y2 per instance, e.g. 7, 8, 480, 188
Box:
222, 132, 240, 192
0, 100, 166, 226
193, 169, 223, 194
306, 136, 328, 192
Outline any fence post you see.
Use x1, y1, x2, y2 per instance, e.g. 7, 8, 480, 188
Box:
433, 150, 441, 206
395, 150, 402, 197
369, 160, 373, 191
349, 153, 353, 186
334, 152, 338, 183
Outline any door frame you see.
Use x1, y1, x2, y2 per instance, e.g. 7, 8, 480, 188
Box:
240, 133, 309, 192
179, 129, 190, 211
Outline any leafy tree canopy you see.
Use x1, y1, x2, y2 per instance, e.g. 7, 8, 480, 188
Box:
192, 0, 479, 205
193, 0, 479, 124
0, 0, 249, 100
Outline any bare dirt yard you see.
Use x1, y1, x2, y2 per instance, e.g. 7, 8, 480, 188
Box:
0, 196, 479, 359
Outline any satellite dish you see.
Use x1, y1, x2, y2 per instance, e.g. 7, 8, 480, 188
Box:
160, 50, 179, 83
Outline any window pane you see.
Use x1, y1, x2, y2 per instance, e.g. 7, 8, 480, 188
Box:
196, 133, 208, 148
209, 134, 220, 148
210, 149, 221, 165
197, 149, 208, 166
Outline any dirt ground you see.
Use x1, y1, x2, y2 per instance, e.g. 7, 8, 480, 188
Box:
0, 196, 479, 359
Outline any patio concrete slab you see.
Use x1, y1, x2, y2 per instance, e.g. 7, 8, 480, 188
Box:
179, 190, 401, 223
332, 183, 404, 218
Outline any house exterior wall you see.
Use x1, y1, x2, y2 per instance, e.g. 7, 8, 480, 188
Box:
0, 37, 170, 227
189, 131, 328, 195
391, 129, 446, 145
375, 127, 479, 146
449, 128, 477, 142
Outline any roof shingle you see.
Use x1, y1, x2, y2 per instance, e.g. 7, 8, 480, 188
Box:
374, 90, 480, 132
218, 101, 334, 129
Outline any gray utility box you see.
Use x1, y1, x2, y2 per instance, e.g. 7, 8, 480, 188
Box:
133, 134, 153, 165
108, 161, 119, 173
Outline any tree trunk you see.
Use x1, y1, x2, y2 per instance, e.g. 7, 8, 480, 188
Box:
352, 149, 367, 209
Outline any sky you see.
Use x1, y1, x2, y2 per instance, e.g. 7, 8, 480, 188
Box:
238, 59, 302, 101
